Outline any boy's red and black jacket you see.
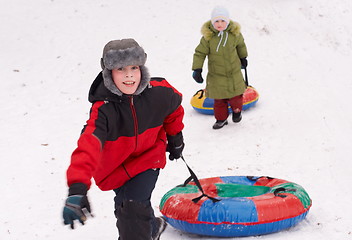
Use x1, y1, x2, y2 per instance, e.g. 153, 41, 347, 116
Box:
67, 72, 184, 191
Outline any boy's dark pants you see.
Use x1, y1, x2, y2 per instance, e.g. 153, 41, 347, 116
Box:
214, 95, 243, 121
114, 169, 160, 240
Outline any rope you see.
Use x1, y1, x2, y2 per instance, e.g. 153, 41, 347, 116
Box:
178, 155, 220, 203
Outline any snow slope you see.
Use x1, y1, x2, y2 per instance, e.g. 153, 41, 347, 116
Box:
1, 0, 352, 239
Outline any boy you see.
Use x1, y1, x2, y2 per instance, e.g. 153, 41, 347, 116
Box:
62, 39, 185, 240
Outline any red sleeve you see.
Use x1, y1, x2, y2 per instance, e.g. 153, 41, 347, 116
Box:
66, 101, 106, 189
150, 78, 184, 136
163, 105, 184, 136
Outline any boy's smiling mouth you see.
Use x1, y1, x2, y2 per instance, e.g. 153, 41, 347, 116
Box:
123, 81, 135, 86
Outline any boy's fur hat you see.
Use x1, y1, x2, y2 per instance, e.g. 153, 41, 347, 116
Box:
101, 39, 147, 70
100, 39, 150, 96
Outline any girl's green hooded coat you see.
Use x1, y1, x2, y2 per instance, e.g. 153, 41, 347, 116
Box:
192, 20, 248, 99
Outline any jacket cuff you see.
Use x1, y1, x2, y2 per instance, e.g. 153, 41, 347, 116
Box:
68, 183, 88, 196
167, 131, 184, 147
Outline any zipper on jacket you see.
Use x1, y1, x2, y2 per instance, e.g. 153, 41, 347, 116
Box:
129, 96, 138, 150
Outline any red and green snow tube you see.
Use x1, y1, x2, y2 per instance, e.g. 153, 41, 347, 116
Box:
159, 176, 312, 237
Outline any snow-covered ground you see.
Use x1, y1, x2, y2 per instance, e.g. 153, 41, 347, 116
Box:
1, 0, 352, 239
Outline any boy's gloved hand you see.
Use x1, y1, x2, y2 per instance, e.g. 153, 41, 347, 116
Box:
167, 132, 185, 160
192, 69, 204, 83
63, 183, 92, 229
240, 58, 248, 68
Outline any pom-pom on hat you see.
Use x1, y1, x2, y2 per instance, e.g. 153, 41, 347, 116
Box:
211, 6, 230, 25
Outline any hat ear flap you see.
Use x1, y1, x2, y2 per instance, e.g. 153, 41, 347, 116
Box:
100, 58, 105, 69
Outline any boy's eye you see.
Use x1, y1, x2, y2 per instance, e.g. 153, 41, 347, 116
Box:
131, 66, 139, 70
117, 67, 123, 71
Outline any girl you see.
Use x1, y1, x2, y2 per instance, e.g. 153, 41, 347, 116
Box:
192, 6, 248, 129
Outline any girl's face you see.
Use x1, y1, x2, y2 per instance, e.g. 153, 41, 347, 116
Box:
112, 65, 141, 95
213, 20, 228, 31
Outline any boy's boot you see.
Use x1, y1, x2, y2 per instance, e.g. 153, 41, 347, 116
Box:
232, 112, 242, 123
212, 120, 228, 129
152, 217, 167, 240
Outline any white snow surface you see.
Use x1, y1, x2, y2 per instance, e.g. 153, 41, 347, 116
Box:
1, 0, 352, 239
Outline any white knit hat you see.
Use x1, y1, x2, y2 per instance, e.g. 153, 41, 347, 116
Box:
211, 6, 230, 25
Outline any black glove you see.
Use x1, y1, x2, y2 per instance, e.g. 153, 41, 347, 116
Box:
166, 132, 185, 160
63, 183, 92, 229
240, 58, 248, 68
192, 69, 204, 83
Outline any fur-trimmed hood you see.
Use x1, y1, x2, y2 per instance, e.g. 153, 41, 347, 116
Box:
201, 20, 241, 41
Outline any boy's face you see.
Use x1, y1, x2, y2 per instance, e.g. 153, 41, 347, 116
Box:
213, 20, 228, 31
112, 65, 141, 95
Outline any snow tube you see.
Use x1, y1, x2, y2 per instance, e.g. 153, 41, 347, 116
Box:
190, 86, 259, 115
160, 176, 312, 237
